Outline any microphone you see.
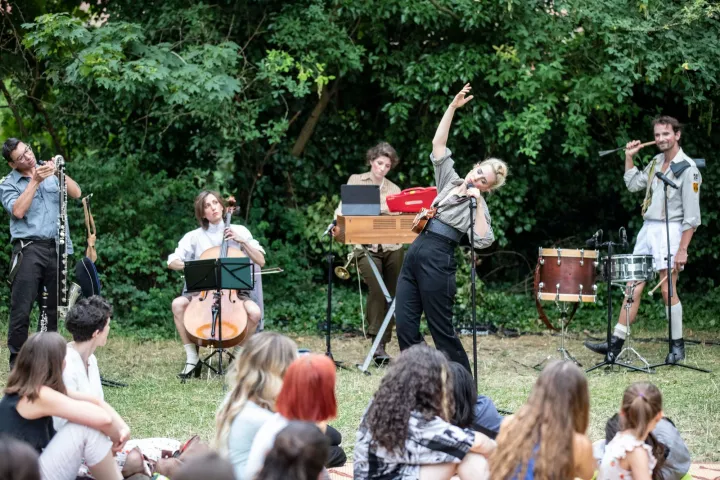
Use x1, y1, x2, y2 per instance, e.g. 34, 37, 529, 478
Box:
655, 171, 678, 189
322, 219, 337, 237
467, 182, 477, 208
585, 229, 603, 248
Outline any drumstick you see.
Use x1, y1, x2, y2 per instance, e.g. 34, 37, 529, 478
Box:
599, 140, 656, 157
648, 268, 676, 297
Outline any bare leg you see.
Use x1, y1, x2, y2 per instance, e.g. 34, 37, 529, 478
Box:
618, 281, 646, 326
457, 453, 490, 480
241, 299, 261, 345
171, 296, 191, 344
419, 463, 457, 480
87, 451, 122, 480
660, 268, 680, 307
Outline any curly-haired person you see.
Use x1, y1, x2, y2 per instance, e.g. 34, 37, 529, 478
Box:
489, 360, 595, 480
353, 345, 495, 480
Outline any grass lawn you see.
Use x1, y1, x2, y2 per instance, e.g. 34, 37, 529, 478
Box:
1, 328, 718, 462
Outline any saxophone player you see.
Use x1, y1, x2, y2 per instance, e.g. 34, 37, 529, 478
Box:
1, 139, 81, 369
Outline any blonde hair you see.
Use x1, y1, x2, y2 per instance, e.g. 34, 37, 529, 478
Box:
476, 157, 508, 191
213, 333, 298, 456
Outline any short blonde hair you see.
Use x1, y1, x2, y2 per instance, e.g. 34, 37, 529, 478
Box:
476, 157, 508, 191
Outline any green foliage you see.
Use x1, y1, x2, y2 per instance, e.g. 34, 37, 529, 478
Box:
0, 0, 719, 332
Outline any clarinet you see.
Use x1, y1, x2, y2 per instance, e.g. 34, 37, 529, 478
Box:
40, 287, 49, 332
55, 155, 70, 320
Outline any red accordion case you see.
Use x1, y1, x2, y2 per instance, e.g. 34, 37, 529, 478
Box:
387, 187, 438, 213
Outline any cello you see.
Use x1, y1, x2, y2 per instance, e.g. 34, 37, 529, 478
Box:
183, 196, 249, 348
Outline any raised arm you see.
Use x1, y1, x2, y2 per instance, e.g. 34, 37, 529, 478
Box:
432, 83, 474, 159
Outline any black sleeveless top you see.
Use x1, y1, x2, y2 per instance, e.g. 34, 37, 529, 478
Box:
0, 393, 55, 452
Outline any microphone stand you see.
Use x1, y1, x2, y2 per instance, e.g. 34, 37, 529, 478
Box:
468, 196, 478, 384
323, 227, 348, 370
586, 232, 650, 374
649, 178, 710, 373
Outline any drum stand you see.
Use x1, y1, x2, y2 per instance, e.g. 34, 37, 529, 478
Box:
587, 238, 650, 374
615, 281, 652, 373
534, 301, 581, 370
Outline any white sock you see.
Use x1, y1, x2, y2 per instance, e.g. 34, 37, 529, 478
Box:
666, 303, 683, 340
613, 323, 628, 340
184, 344, 199, 364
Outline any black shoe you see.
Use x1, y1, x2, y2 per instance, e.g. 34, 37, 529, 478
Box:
177, 362, 202, 380
664, 338, 685, 364
584, 335, 625, 360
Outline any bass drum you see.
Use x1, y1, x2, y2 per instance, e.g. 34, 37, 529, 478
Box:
535, 248, 599, 303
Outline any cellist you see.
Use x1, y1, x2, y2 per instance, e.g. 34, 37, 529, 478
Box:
167, 191, 265, 378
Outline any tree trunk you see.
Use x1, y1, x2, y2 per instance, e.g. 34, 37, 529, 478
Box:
0, 81, 29, 138
291, 81, 339, 157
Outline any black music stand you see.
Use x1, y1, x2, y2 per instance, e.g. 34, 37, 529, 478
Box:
184, 257, 254, 378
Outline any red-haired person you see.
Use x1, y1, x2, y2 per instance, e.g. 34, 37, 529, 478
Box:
244, 354, 343, 479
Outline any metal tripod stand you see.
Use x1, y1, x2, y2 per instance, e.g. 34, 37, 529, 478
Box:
534, 301, 581, 370
614, 281, 652, 372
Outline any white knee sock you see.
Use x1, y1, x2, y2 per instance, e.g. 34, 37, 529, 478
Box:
184, 343, 199, 364
666, 302, 683, 340
613, 323, 628, 340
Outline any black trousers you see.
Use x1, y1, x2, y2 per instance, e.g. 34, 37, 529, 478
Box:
395, 230, 471, 372
325, 424, 346, 468
8, 241, 58, 366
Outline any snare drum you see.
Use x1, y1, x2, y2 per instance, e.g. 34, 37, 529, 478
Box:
607, 254, 655, 284
535, 248, 599, 303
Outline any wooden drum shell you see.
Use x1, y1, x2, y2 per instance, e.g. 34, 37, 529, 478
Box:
536, 248, 598, 303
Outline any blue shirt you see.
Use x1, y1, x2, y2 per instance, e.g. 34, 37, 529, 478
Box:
0, 169, 73, 253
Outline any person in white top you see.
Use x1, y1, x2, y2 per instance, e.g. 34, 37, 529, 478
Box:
599, 382, 664, 480
167, 191, 266, 378
54, 296, 110, 432
585, 116, 702, 362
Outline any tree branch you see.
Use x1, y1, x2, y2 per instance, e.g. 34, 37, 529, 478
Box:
27, 93, 68, 161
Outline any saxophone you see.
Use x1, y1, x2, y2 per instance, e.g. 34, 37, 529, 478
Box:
54, 156, 81, 320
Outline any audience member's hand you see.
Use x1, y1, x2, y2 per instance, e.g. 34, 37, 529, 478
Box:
113, 426, 131, 453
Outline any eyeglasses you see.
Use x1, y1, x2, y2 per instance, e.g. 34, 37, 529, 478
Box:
13, 145, 33, 163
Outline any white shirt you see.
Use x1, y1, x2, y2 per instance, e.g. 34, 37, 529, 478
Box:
167, 221, 265, 266
244, 413, 290, 480
54, 344, 103, 431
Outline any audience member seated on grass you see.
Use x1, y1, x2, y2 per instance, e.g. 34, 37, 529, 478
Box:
53, 296, 113, 430
213, 332, 298, 480
0, 435, 41, 480
599, 382, 667, 480
595, 413, 691, 480
354, 345, 496, 480
173, 451, 235, 480
56, 296, 178, 478
0, 332, 128, 480
447, 361, 504, 439
255, 421, 330, 480
490, 360, 595, 480
245, 354, 343, 480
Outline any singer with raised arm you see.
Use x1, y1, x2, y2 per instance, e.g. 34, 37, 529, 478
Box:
1, 138, 81, 370
394, 84, 508, 372
584, 116, 702, 363
167, 191, 265, 379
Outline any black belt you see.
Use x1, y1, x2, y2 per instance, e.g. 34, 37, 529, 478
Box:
13, 238, 56, 246
425, 218, 463, 243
